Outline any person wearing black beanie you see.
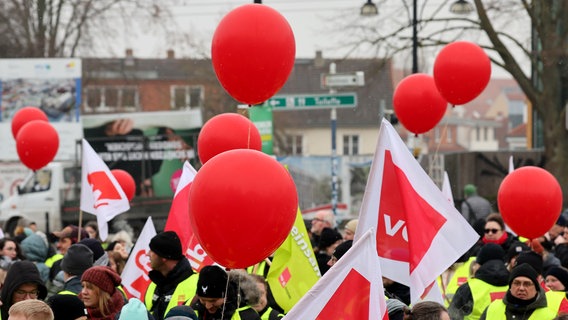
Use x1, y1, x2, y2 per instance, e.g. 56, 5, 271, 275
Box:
449, 243, 509, 320
479, 263, 555, 320
145, 231, 197, 320
545, 266, 568, 292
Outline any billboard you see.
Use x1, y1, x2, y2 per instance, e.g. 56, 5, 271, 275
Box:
0, 58, 83, 161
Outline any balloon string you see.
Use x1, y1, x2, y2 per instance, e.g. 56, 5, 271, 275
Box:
221, 271, 230, 319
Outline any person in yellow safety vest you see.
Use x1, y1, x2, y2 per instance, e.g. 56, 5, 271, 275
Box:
544, 266, 568, 315
144, 231, 198, 320
443, 256, 476, 306
480, 263, 556, 320
190, 266, 261, 320
449, 243, 509, 320
250, 274, 284, 319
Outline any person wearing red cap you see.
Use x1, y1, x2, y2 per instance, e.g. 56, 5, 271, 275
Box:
79, 266, 125, 320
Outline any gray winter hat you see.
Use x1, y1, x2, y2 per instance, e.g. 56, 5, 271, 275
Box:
61, 244, 94, 276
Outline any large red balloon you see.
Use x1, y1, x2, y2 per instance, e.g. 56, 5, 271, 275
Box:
198, 113, 262, 164
189, 149, 298, 269
16, 120, 59, 171
11, 107, 48, 139
393, 74, 448, 135
212, 4, 296, 105
498, 166, 563, 239
111, 169, 136, 201
433, 41, 491, 105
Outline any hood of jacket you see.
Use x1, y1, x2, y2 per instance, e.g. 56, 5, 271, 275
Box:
21, 234, 48, 262
475, 259, 510, 286
0, 260, 47, 319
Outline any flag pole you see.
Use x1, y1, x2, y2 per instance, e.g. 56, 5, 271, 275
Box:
78, 210, 83, 238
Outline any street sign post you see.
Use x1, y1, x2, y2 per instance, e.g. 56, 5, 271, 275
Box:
268, 92, 357, 110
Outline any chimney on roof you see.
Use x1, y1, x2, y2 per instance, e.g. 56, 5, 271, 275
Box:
315, 50, 324, 68
167, 49, 175, 59
124, 48, 135, 67
125, 48, 133, 57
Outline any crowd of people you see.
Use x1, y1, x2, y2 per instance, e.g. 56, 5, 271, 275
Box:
6, 182, 568, 320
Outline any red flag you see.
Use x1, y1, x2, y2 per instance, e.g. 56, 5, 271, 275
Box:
354, 119, 479, 303
81, 139, 130, 241
284, 229, 388, 320
121, 217, 156, 299
164, 161, 215, 272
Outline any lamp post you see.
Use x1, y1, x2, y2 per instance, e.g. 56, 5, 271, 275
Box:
361, 0, 474, 73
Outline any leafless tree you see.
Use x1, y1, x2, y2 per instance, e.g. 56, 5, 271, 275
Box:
0, 0, 206, 58
339, 0, 568, 203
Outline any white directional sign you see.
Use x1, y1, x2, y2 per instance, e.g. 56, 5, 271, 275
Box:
321, 71, 365, 88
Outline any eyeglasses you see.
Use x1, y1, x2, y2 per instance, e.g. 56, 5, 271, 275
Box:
512, 280, 534, 288
14, 289, 39, 297
312, 218, 324, 223
484, 228, 500, 234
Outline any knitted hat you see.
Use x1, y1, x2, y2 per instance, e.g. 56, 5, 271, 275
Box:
386, 298, 408, 320
319, 228, 343, 249
81, 266, 122, 295
504, 241, 530, 263
464, 184, 477, 196
516, 251, 543, 275
344, 219, 358, 234
149, 231, 183, 260
119, 298, 152, 320
545, 266, 568, 290
509, 263, 540, 289
332, 240, 353, 261
61, 244, 94, 276
196, 265, 228, 298
79, 238, 105, 261
476, 243, 505, 265
557, 215, 567, 227
47, 294, 87, 320
165, 305, 199, 320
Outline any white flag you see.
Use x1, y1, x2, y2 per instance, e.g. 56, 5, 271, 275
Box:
284, 229, 388, 320
441, 171, 454, 205
80, 139, 130, 240
354, 119, 479, 303
121, 217, 156, 299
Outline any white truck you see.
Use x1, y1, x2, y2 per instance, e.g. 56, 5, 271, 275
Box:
0, 161, 172, 236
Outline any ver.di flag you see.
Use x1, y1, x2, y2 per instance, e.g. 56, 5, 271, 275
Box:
80, 139, 130, 241
284, 229, 388, 320
121, 217, 156, 299
266, 208, 321, 313
164, 160, 215, 272
354, 119, 478, 303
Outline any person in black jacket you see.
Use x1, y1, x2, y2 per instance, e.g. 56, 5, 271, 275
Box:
0, 260, 48, 320
449, 243, 509, 320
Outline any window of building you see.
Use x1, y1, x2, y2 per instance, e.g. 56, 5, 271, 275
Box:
286, 135, 303, 155
447, 127, 452, 143
84, 86, 139, 113
343, 135, 359, 155
171, 85, 204, 109
434, 127, 441, 143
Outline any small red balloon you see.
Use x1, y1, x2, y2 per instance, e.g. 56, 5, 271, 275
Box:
16, 120, 59, 170
498, 166, 563, 239
189, 149, 298, 269
393, 74, 448, 135
197, 113, 262, 164
11, 107, 48, 139
111, 169, 136, 201
433, 41, 491, 105
212, 4, 296, 105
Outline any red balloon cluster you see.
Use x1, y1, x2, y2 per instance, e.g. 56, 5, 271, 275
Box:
11, 107, 59, 171
197, 113, 262, 164
433, 41, 491, 106
393, 74, 447, 135
211, 4, 296, 105
189, 149, 298, 269
16, 120, 59, 171
498, 166, 563, 239
111, 169, 136, 201
392, 41, 490, 135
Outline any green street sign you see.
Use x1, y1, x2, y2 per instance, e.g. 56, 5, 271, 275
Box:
268, 93, 357, 110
